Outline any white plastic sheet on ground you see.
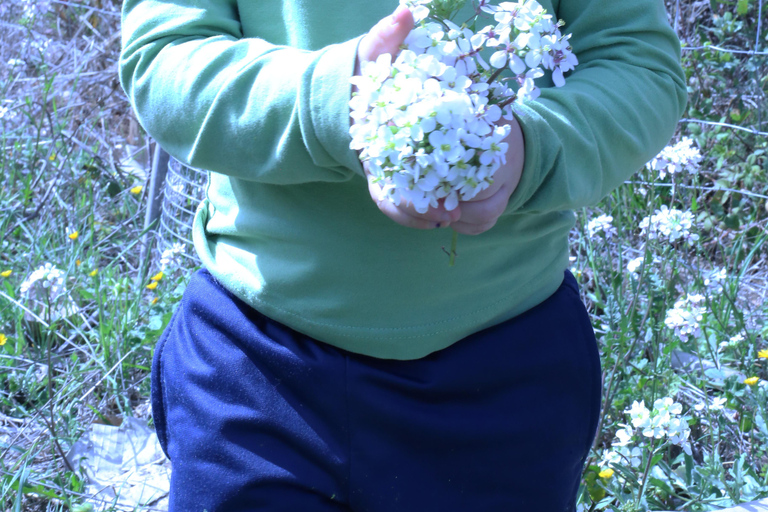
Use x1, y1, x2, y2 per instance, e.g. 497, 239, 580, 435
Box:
66, 416, 170, 511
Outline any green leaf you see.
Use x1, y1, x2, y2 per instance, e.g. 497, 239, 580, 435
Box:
737, 0, 749, 15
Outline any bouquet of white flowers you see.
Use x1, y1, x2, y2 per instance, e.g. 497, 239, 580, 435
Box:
350, 0, 577, 216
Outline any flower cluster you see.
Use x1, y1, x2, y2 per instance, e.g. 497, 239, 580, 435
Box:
719, 333, 745, 352
648, 137, 702, 179
639, 205, 699, 245
20, 263, 66, 300
693, 396, 727, 413
159, 243, 185, 272
586, 214, 616, 239
606, 398, 692, 465
703, 266, 727, 289
664, 293, 705, 342
350, 0, 577, 213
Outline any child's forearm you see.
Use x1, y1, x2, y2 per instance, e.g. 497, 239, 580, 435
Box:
120, 0, 364, 185
502, 0, 688, 216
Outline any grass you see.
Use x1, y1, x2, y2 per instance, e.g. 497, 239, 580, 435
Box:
0, 0, 767, 510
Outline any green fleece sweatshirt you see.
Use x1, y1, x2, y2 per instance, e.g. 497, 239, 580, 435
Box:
120, 0, 687, 359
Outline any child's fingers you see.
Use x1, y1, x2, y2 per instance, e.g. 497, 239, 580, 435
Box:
367, 178, 458, 230
358, 5, 414, 65
450, 186, 510, 235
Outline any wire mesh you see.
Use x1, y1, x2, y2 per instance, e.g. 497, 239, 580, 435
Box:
157, 156, 208, 265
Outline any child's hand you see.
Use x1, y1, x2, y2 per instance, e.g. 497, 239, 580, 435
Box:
450, 120, 525, 235
355, 6, 460, 230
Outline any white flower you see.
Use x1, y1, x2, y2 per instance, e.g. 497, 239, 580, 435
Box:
605, 446, 643, 468
642, 415, 667, 439
627, 256, 645, 274
711, 397, 727, 410
354, 0, 577, 215
704, 267, 728, 289
653, 397, 683, 424
695, 396, 727, 412
639, 205, 699, 245
667, 417, 692, 455
586, 214, 616, 239
20, 263, 66, 299
649, 137, 702, 179
160, 243, 186, 271
664, 293, 705, 342
628, 401, 651, 429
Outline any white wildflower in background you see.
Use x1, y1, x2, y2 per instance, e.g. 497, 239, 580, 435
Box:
604, 445, 643, 468
628, 400, 653, 430
694, 396, 727, 412
664, 293, 705, 342
612, 398, 692, 458
20, 0, 52, 21
719, 333, 745, 351
704, 267, 727, 289
0, 105, 8, 120
20, 263, 66, 300
159, 243, 186, 272
586, 214, 616, 239
351, 0, 578, 213
654, 397, 683, 424
639, 205, 699, 245
648, 137, 702, 179
627, 256, 645, 274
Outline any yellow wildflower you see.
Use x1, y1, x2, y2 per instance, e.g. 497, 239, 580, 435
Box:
49, 153, 56, 161
130, 185, 143, 194
744, 376, 760, 386
68, 231, 79, 240
598, 468, 614, 479
75, 260, 81, 266
758, 349, 768, 359
150, 271, 164, 282
89, 269, 98, 277
151, 297, 159, 305
0, 333, 6, 346
146, 281, 158, 290
0, 270, 11, 277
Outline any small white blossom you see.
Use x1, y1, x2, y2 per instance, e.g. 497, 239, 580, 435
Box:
627, 256, 645, 274
704, 267, 728, 290
664, 293, 705, 342
653, 397, 683, 424
639, 205, 699, 245
694, 396, 727, 412
648, 137, 702, 179
605, 445, 643, 468
20, 263, 66, 299
719, 333, 745, 352
620, 396, 692, 455
586, 214, 616, 239
628, 401, 651, 429
159, 243, 186, 272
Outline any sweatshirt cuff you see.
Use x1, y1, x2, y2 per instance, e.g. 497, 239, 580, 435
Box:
303, 36, 366, 177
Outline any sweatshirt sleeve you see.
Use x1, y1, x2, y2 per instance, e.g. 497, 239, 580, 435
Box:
119, 0, 364, 184
505, 0, 688, 214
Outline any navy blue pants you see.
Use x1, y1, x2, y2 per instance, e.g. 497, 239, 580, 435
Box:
151, 269, 602, 512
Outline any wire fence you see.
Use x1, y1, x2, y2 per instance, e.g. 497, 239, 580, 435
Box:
156, 157, 207, 264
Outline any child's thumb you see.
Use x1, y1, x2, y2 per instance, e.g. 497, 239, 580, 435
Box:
359, 5, 414, 64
